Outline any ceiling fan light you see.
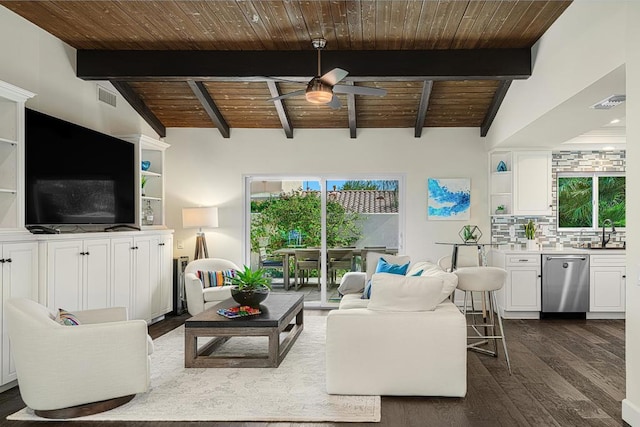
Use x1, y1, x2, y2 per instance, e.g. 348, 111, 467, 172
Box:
305, 79, 333, 104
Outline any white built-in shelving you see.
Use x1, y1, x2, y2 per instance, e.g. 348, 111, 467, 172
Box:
0, 81, 35, 231
118, 134, 169, 229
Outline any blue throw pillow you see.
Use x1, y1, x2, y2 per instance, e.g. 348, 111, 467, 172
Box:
375, 257, 410, 275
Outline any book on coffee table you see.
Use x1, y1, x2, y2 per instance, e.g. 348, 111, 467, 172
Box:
217, 306, 261, 319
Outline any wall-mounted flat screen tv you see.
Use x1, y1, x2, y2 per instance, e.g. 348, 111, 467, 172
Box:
25, 109, 135, 225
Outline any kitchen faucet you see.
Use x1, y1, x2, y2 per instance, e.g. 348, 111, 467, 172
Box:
602, 219, 616, 247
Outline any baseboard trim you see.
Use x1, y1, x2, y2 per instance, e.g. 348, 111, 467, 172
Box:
0, 380, 17, 394
623, 398, 640, 426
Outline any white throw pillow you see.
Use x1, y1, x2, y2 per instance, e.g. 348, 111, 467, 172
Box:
367, 273, 444, 312
408, 261, 458, 303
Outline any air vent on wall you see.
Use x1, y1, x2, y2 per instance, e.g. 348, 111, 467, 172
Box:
590, 94, 626, 110
97, 85, 117, 107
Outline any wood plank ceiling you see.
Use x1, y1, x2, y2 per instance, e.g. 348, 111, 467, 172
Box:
1, 0, 572, 139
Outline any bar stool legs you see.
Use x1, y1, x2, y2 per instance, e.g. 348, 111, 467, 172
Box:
461, 289, 512, 374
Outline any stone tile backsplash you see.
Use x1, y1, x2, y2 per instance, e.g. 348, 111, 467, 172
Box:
490, 150, 626, 248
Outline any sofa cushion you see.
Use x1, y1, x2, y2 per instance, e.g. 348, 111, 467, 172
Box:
365, 252, 411, 281
197, 269, 236, 288
55, 308, 81, 326
367, 273, 444, 312
203, 286, 233, 302
338, 294, 370, 310
363, 268, 423, 299
408, 261, 458, 303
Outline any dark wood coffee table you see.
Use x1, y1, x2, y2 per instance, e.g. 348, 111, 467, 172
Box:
184, 293, 304, 368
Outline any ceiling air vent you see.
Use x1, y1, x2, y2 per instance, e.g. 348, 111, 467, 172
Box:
590, 94, 626, 110
97, 85, 117, 107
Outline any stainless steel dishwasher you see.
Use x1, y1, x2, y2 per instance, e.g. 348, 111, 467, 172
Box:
542, 254, 590, 314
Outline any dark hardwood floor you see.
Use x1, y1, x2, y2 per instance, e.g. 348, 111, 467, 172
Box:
0, 311, 625, 427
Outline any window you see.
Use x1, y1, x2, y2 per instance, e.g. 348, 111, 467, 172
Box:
557, 173, 625, 228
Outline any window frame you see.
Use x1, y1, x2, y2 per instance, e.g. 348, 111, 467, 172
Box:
557, 171, 626, 231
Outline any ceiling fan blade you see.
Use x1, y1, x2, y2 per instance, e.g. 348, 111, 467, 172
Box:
320, 68, 349, 86
267, 89, 306, 102
333, 84, 387, 97
327, 95, 342, 109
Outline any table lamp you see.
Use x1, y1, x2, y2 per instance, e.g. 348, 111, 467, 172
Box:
182, 206, 219, 260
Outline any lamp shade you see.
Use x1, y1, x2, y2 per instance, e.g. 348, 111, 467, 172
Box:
182, 206, 219, 229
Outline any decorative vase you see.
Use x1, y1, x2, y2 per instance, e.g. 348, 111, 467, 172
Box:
526, 240, 537, 251
230, 286, 269, 308
141, 160, 151, 171
497, 160, 507, 172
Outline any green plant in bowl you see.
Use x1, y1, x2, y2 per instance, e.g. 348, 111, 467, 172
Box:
231, 265, 272, 290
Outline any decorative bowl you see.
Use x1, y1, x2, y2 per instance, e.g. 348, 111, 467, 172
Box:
230, 286, 269, 308
141, 160, 151, 171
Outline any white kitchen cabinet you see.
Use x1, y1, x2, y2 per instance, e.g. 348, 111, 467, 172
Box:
45, 238, 111, 312
1, 241, 38, 385
590, 255, 625, 313
513, 151, 552, 216
491, 252, 541, 318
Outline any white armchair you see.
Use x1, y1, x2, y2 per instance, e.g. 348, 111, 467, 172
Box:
5, 298, 152, 418
184, 258, 240, 316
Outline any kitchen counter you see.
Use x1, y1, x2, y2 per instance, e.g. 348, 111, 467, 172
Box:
490, 246, 625, 255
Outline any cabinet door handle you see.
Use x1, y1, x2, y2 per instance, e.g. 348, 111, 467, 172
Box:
623, 275, 626, 278
537, 274, 541, 278
6, 258, 12, 263
85, 252, 90, 256
159, 243, 165, 246
518, 259, 529, 262
80, 252, 85, 256
0, 259, 4, 263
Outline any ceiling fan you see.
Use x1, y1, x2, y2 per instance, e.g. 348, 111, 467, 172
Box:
267, 38, 387, 109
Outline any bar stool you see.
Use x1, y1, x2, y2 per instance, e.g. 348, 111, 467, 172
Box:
454, 266, 511, 374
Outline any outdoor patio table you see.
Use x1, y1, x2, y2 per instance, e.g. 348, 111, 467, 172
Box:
273, 247, 398, 289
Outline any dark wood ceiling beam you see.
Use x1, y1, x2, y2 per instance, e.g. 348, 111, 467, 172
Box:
266, 81, 293, 139
346, 82, 357, 139
187, 80, 230, 138
110, 80, 166, 137
414, 80, 433, 138
78, 49, 531, 81
480, 80, 512, 137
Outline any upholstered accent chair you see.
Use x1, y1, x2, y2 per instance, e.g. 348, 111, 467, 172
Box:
184, 258, 240, 316
5, 298, 152, 419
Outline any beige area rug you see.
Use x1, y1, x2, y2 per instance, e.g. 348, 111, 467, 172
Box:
8, 315, 380, 422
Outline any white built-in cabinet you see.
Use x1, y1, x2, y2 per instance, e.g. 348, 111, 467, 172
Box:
1, 241, 38, 386
42, 231, 173, 323
488, 151, 552, 216
118, 134, 169, 229
112, 233, 173, 321
45, 238, 111, 311
491, 251, 541, 319
590, 254, 625, 313
0, 81, 35, 231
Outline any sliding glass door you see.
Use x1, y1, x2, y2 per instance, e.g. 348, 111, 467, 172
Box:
245, 175, 403, 307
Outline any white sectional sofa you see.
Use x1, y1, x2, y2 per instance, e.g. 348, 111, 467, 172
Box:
325, 255, 467, 397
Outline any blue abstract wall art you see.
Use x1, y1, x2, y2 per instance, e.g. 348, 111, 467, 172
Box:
427, 178, 471, 220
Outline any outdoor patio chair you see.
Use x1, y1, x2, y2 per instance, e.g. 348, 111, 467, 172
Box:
328, 249, 354, 287
294, 248, 321, 290
258, 247, 288, 289
359, 246, 386, 272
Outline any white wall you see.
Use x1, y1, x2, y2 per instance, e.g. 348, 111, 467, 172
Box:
486, 0, 627, 149
623, 2, 640, 424
0, 6, 156, 137
164, 127, 489, 267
